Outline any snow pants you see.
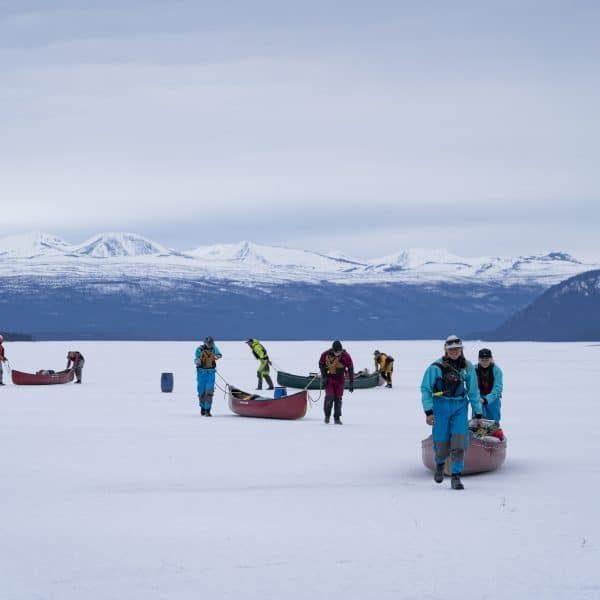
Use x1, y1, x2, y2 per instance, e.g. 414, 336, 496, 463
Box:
380, 365, 393, 385
0, 361, 3, 384
482, 400, 501, 423
256, 358, 273, 388
432, 397, 470, 475
324, 377, 345, 419
74, 358, 84, 383
257, 358, 270, 377
197, 368, 216, 411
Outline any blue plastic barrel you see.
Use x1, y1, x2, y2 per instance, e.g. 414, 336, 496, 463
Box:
161, 372, 174, 393
274, 386, 287, 399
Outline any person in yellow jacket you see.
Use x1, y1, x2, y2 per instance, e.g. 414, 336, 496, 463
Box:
246, 339, 274, 390
374, 350, 394, 388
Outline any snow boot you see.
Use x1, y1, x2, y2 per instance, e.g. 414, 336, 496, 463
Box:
256, 377, 262, 391
265, 375, 274, 390
324, 416, 330, 424
334, 418, 343, 425
201, 408, 206, 416
451, 474, 464, 490
434, 463, 444, 483
205, 410, 212, 417
385, 383, 392, 388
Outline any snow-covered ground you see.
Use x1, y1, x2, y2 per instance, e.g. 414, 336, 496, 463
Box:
1, 340, 598, 599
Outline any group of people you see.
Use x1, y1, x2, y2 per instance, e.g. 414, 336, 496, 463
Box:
421, 335, 503, 490
5, 329, 502, 491
194, 334, 504, 491
0, 336, 85, 385
193, 336, 357, 424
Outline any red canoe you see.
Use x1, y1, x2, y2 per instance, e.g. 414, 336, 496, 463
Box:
11, 369, 75, 385
421, 433, 507, 475
228, 385, 308, 420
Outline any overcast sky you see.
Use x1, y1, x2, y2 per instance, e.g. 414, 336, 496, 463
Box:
1, 1, 599, 259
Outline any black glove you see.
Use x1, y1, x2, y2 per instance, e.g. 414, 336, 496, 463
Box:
481, 397, 488, 405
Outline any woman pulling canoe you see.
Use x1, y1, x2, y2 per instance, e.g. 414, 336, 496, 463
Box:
420, 335, 482, 490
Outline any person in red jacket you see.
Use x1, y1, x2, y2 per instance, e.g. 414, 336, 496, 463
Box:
0, 334, 7, 385
66, 351, 85, 384
319, 340, 354, 425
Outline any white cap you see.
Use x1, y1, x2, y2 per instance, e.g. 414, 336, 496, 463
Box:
444, 335, 463, 349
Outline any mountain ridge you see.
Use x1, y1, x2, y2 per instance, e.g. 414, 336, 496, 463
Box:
1, 231, 597, 287
484, 269, 600, 341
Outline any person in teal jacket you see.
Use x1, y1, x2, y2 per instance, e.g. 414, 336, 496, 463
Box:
476, 348, 503, 424
194, 336, 222, 416
421, 335, 482, 490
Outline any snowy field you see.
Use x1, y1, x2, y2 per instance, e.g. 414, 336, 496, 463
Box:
1, 340, 599, 600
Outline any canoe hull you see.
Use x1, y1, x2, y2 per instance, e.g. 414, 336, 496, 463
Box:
421, 434, 507, 475
228, 386, 308, 420
11, 369, 75, 385
277, 370, 382, 390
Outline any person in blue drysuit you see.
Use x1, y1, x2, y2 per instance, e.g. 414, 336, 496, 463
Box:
194, 336, 222, 416
421, 335, 483, 490
476, 348, 503, 424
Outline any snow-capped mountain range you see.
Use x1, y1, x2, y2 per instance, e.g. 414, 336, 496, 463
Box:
487, 269, 600, 341
0, 231, 597, 287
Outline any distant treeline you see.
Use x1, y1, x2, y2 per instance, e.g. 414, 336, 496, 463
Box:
1, 331, 33, 341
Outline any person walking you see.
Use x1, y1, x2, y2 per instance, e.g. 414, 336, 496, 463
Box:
246, 338, 274, 390
66, 350, 85, 384
0, 334, 7, 385
319, 340, 354, 425
420, 335, 482, 490
194, 336, 222, 416
373, 350, 394, 388
476, 348, 503, 424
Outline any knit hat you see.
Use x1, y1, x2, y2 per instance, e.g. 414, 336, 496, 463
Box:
444, 335, 463, 350
332, 340, 343, 352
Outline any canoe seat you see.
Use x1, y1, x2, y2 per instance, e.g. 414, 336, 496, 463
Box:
230, 387, 261, 401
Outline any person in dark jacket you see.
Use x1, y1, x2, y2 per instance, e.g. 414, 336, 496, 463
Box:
246, 339, 274, 390
476, 348, 503, 424
319, 340, 354, 425
66, 351, 85, 383
0, 334, 7, 385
